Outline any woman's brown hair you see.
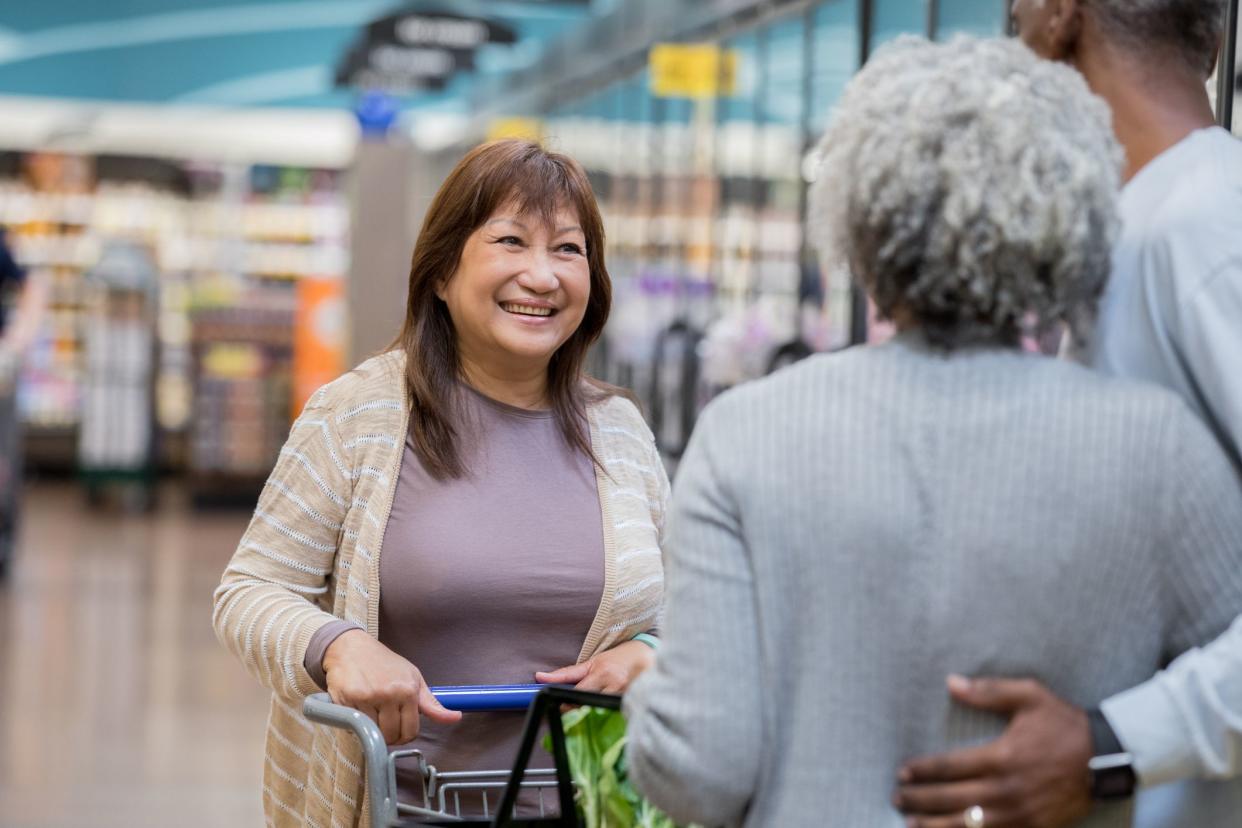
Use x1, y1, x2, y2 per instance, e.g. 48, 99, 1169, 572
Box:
391, 138, 614, 479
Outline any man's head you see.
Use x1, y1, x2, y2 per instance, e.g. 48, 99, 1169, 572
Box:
1011, 0, 1228, 78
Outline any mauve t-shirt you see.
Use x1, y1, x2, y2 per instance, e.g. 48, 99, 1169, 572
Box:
306, 384, 604, 817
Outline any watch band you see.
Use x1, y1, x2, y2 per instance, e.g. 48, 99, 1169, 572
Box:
1086, 708, 1136, 800
1088, 752, 1137, 800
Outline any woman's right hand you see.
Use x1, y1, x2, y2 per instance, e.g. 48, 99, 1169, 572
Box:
322, 629, 462, 745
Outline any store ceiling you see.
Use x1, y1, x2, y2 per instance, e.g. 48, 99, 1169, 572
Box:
0, 0, 602, 111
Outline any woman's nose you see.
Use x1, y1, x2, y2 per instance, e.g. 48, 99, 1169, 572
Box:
517, 253, 559, 292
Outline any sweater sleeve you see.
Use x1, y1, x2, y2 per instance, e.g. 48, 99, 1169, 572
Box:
212, 398, 355, 701
624, 398, 763, 826
1102, 404, 1242, 787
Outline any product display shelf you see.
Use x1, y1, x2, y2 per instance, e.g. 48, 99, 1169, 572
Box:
187, 280, 296, 505
183, 173, 348, 505
0, 187, 95, 467
0, 161, 349, 479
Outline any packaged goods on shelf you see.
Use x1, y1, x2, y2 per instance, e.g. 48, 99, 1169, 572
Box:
0, 154, 349, 478
189, 285, 296, 491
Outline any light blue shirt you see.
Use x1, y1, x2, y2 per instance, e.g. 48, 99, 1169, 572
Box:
1088, 126, 1242, 828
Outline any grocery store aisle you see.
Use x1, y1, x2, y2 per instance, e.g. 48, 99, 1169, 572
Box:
0, 482, 268, 827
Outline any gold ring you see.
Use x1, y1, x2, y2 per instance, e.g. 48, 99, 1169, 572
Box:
964, 805, 985, 828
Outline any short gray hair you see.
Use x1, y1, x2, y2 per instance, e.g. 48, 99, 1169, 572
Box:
808, 36, 1123, 350
1089, 0, 1228, 76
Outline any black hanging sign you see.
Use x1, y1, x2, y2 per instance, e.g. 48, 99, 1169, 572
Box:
334, 37, 455, 93
365, 9, 517, 51
336, 7, 517, 94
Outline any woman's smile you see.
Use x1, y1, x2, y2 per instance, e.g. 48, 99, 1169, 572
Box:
499, 301, 557, 319
439, 205, 590, 375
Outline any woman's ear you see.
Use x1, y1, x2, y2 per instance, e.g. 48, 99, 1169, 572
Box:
1046, 0, 1084, 61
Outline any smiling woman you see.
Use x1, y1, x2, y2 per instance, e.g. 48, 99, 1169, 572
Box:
441, 208, 590, 385
213, 138, 670, 826
397, 138, 614, 478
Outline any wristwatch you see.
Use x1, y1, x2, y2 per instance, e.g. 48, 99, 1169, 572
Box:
1086, 708, 1137, 800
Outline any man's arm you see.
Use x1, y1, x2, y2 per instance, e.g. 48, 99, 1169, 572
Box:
1101, 614, 1242, 786
1103, 389, 1242, 786
1096, 258, 1242, 784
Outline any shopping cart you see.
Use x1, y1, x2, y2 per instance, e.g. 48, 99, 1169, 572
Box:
304, 684, 619, 827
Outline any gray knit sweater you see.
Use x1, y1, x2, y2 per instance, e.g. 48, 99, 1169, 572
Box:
624, 335, 1242, 828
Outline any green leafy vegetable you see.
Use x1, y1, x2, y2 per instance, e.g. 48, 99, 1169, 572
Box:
544, 707, 696, 828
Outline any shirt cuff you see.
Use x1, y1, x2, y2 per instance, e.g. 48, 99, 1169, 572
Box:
1100, 679, 1200, 788
303, 619, 365, 691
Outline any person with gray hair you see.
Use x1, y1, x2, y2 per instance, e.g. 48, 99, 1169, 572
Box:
622, 35, 1242, 828
899, 3, 1242, 827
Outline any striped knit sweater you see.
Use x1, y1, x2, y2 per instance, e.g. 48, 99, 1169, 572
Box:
212, 351, 669, 827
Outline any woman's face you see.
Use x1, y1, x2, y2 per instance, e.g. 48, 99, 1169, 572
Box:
438, 202, 591, 379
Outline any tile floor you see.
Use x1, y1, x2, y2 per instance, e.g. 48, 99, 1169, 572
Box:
0, 482, 269, 827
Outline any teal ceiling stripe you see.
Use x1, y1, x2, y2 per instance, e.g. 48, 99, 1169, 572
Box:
0, 1, 593, 107
0, 2, 392, 65
175, 64, 331, 104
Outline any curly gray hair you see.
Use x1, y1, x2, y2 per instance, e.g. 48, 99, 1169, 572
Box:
808, 36, 1124, 350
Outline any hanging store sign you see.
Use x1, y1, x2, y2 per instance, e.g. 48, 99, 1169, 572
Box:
367, 11, 516, 51
649, 43, 738, 99
337, 8, 516, 95
335, 39, 458, 93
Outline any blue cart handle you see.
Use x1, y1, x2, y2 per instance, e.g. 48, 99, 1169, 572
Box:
430, 683, 546, 712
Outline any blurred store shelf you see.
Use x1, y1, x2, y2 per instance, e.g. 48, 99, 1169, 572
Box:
0, 156, 348, 480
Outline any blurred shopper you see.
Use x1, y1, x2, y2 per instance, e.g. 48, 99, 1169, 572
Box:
213, 139, 667, 826
0, 228, 46, 578
899, 3, 1242, 826
623, 36, 1242, 828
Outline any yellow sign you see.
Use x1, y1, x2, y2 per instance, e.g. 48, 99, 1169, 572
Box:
203, 343, 264, 380
649, 43, 738, 99
487, 117, 544, 143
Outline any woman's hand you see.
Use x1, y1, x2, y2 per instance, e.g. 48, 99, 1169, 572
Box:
322, 629, 462, 745
535, 640, 656, 695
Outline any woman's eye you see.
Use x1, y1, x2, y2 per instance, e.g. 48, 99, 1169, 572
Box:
497, 236, 522, 246
558, 243, 584, 255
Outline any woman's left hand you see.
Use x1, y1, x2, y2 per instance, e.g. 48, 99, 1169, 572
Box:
535, 640, 656, 695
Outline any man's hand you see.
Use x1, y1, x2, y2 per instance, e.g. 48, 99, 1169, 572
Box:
535, 640, 656, 695
894, 675, 1094, 828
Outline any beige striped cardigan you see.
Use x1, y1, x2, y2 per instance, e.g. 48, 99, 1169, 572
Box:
212, 350, 669, 827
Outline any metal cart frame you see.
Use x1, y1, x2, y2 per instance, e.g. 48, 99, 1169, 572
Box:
304, 685, 621, 828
